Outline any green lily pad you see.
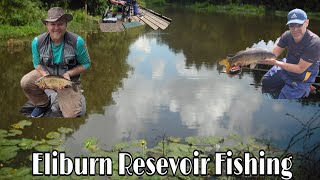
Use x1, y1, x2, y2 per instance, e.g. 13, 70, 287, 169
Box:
35, 144, 52, 152
19, 138, 43, 150
11, 120, 32, 129
0, 129, 8, 138
9, 129, 23, 136
0, 139, 21, 146
46, 132, 60, 139
46, 139, 61, 146
53, 145, 66, 152
57, 127, 73, 134
0, 167, 14, 175
13, 167, 32, 177
168, 137, 182, 143
84, 138, 98, 150
0, 146, 19, 161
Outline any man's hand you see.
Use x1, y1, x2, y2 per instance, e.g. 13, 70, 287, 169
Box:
258, 59, 278, 66
118, 1, 126, 5
62, 72, 71, 80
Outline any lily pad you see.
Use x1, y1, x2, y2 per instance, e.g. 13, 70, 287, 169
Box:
0, 129, 8, 138
35, 144, 52, 152
19, 138, 44, 150
57, 127, 73, 134
46, 139, 61, 146
0, 146, 19, 161
53, 145, 66, 152
0, 167, 14, 175
9, 129, 23, 136
46, 132, 60, 139
168, 137, 181, 143
85, 138, 99, 151
13, 167, 32, 177
0, 139, 21, 146
11, 120, 32, 129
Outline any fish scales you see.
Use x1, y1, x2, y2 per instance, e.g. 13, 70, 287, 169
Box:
219, 48, 276, 73
35, 75, 78, 92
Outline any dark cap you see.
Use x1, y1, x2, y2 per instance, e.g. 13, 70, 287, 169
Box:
286, 9, 307, 25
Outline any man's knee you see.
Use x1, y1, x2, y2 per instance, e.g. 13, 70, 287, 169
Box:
20, 74, 31, 89
62, 110, 81, 118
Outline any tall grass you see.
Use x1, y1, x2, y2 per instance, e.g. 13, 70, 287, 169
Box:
188, 2, 266, 15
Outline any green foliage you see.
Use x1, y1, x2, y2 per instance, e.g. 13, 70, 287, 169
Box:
0, 0, 45, 26
57, 127, 73, 134
0, 146, 20, 162
46, 132, 61, 139
11, 120, 32, 129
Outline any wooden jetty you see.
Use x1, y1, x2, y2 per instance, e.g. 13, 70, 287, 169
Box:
99, 6, 172, 32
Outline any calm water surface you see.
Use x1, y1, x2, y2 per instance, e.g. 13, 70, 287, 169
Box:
1, 8, 320, 158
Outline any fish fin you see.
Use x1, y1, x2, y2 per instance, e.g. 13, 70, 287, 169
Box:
72, 84, 78, 92
218, 59, 231, 73
250, 63, 257, 69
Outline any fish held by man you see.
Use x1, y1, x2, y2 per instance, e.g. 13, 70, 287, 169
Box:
219, 48, 276, 73
35, 75, 79, 92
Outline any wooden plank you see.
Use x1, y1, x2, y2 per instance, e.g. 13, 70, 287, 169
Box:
139, 16, 158, 30
139, 8, 170, 25
139, 6, 172, 22
139, 9, 169, 29
132, 16, 145, 24
142, 14, 167, 30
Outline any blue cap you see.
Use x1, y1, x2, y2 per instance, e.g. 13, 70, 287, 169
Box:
286, 9, 307, 25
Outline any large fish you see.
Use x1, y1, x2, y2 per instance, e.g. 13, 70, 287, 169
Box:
35, 75, 79, 92
219, 48, 276, 73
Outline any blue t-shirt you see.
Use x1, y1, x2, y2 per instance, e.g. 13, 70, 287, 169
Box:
31, 36, 91, 70
277, 30, 320, 82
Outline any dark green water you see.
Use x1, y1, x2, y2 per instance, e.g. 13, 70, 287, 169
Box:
1, 8, 320, 159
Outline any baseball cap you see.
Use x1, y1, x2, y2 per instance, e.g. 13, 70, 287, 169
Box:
286, 9, 307, 25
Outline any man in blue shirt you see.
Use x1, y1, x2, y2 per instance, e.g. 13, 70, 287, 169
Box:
260, 9, 320, 99
20, 7, 91, 118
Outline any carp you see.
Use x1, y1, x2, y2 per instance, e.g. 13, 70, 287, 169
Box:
35, 75, 79, 92
219, 48, 276, 73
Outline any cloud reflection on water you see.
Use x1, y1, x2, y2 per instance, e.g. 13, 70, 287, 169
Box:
70, 35, 318, 152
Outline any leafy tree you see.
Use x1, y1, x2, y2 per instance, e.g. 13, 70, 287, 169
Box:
0, 0, 44, 26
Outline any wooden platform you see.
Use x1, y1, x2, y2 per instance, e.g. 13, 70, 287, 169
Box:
99, 7, 172, 32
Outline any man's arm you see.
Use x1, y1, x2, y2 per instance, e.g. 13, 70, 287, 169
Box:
110, 0, 126, 5
35, 65, 50, 77
63, 65, 86, 80
62, 36, 91, 80
259, 57, 312, 74
272, 45, 284, 57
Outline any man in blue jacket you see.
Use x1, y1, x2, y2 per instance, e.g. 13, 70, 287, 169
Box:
21, 7, 91, 117
260, 9, 320, 99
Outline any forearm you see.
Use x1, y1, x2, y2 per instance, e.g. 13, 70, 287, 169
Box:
35, 65, 50, 77
66, 65, 86, 77
276, 61, 308, 74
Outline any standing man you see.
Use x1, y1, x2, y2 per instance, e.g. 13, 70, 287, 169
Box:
260, 9, 320, 99
109, 0, 141, 16
21, 7, 91, 118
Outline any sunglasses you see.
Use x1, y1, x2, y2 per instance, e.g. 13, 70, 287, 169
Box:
288, 23, 304, 28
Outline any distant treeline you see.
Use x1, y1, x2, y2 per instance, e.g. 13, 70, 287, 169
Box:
1, 0, 319, 26
165, 0, 320, 11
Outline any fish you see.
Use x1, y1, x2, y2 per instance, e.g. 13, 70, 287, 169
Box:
35, 75, 79, 92
219, 48, 276, 73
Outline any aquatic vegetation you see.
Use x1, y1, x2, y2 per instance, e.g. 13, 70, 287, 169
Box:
0, 118, 319, 179
11, 120, 32, 129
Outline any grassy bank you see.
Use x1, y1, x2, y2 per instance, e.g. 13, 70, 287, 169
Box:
187, 2, 266, 15
0, 10, 98, 47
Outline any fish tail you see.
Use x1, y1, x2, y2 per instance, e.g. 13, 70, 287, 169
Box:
71, 83, 79, 92
218, 59, 231, 73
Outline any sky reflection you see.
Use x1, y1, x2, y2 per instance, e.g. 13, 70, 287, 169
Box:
69, 34, 319, 153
